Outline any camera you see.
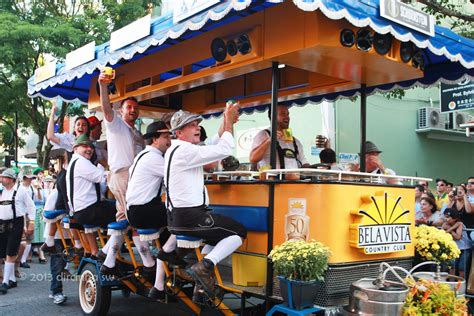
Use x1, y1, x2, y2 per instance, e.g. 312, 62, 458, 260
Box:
452, 188, 458, 197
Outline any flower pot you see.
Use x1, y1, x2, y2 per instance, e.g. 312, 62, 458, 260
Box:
278, 276, 321, 310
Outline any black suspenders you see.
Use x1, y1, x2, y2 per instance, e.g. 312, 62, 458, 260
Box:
165, 146, 181, 210
129, 150, 163, 200
69, 158, 101, 211
165, 145, 206, 210
0, 190, 18, 219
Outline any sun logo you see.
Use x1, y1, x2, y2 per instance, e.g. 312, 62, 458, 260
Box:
290, 201, 304, 209
355, 192, 410, 225
349, 191, 412, 254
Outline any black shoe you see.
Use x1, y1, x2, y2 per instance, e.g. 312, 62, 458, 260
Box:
157, 250, 187, 267
8, 281, 17, 288
142, 265, 156, 283
39, 258, 47, 264
186, 259, 215, 296
148, 287, 165, 302
96, 250, 106, 262
192, 284, 207, 305
40, 243, 58, 254
19, 262, 30, 269
0, 283, 8, 294
100, 264, 122, 278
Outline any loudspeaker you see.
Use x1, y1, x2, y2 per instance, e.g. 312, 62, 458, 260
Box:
400, 42, 413, 63
211, 38, 227, 62
356, 29, 373, 52
373, 33, 392, 55
340, 29, 355, 47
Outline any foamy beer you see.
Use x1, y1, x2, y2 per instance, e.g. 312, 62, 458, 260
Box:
282, 128, 293, 142
102, 66, 115, 79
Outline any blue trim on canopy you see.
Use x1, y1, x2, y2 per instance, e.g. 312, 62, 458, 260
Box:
28, 0, 474, 113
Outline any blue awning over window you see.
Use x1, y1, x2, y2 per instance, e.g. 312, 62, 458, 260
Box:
28, 0, 474, 112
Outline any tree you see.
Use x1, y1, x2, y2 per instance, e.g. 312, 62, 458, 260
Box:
0, 0, 159, 168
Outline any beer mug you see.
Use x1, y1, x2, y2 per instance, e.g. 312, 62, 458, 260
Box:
226, 99, 237, 108
102, 66, 115, 79
282, 128, 293, 142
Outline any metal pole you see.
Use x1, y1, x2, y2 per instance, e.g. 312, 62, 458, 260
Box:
269, 62, 280, 169
265, 62, 279, 312
360, 84, 367, 172
14, 111, 18, 167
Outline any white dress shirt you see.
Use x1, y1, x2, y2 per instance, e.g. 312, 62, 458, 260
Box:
105, 109, 144, 173
126, 146, 165, 208
66, 154, 105, 212
250, 129, 308, 169
0, 185, 36, 221
164, 132, 234, 209
51, 132, 75, 152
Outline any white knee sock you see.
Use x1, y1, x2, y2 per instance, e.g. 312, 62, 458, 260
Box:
74, 240, 82, 249
201, 244, 214, 255
154, 259, 165, 290
101, 241, 110, 255
132, 236, 155, 268
162, 235, 177, 253
21, 243, 31, 263
3, 262, 14, 285
45, 236, 55, 247
205, 235, 242, 265
103, 235, 123, 268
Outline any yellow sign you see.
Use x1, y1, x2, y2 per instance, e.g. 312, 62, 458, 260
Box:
34, 62, 57, 84
350, 192, 411, 254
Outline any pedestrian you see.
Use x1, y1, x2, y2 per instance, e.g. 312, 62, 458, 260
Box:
442, 208, 471, 278
0, 168, 36, 294
434, 178, 450, 212
415, 197, 442, 227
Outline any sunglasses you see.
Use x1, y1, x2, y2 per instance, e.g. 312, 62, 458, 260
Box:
468, 182, 474, 185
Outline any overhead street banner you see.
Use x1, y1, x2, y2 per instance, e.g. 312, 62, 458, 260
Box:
440, 79, 474, 113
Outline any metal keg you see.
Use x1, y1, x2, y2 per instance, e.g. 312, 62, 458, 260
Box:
343, 278, 409, 315
412, 272, 466, 296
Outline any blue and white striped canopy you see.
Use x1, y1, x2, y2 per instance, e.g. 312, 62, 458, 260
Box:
28, 0, 474, 114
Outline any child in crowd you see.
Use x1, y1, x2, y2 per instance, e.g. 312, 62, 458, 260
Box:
442, 208, 471, 278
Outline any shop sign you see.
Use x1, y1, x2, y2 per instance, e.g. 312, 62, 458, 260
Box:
66, 41, 95, 70
440, 79, 474, 113
285, 198, 310, 241
350, 192, 412, 254
380, 0, 434, 36
110, 15, 151, 51
34, 62, 57, 84
173, 0, 221, 24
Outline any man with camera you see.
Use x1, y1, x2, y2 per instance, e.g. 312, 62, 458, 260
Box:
0, 169, 36, 294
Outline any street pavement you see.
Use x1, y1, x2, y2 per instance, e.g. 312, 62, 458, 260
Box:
0, 257, 198, 316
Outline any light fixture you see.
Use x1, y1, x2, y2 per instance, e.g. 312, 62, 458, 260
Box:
356, 28, 373, 52
278, 64, 286, 69
373, 33, 392, 55
211, 38, 227, 62
400, 42, 413, 63
340, 29, 355, 47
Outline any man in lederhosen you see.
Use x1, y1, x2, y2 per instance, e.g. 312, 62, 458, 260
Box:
66, 134, 117, 265
0, 168, 36, 294
126, 120, 185, 301
164, 108, 247, 301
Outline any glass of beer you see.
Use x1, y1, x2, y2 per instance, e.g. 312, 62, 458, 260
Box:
282, 128, 293, 142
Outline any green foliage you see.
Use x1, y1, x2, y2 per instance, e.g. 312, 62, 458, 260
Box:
0, 0, 160, 167
268, 240, 331, 281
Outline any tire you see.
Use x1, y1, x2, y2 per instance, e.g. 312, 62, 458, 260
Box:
79, 263, 112, 316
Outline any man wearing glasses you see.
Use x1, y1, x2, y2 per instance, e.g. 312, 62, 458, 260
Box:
435, 179, 450, 212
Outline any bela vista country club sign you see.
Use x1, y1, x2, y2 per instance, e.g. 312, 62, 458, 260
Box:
350, 192, 412, 254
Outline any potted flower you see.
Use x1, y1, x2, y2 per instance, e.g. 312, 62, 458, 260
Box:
268, 240, 331, 310
402, 278, 467, 315
412, 225, 465, 295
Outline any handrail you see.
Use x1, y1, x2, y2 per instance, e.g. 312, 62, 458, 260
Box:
261, 168, 432, 185
204, 169, 432, 186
